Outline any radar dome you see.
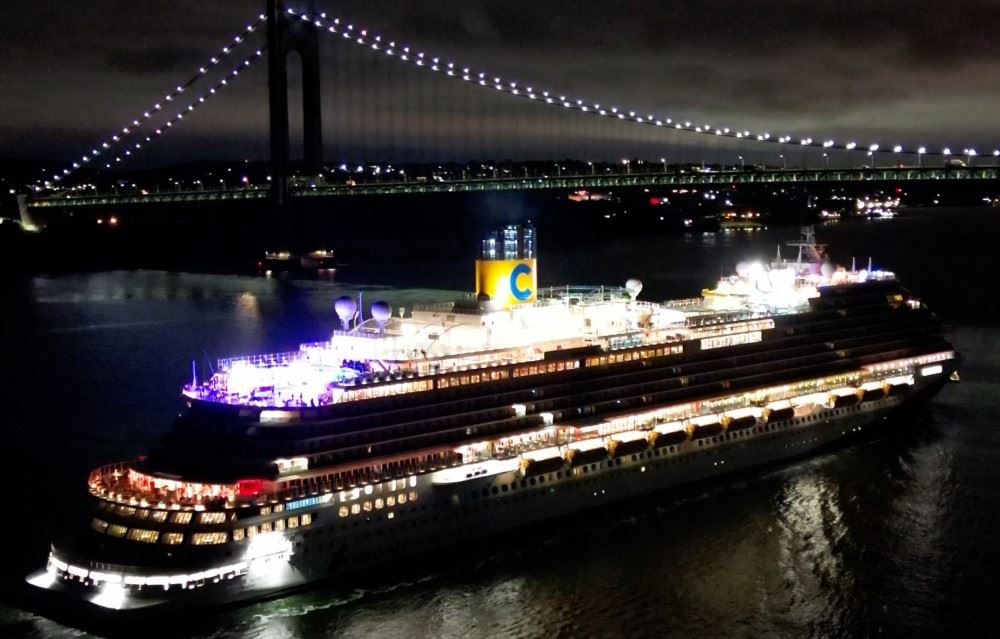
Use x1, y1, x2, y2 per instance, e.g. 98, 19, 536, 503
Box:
820, 260, 835, 278
371, 300, 392, 325
625, 278, 643, 300
335, 295, 358, 330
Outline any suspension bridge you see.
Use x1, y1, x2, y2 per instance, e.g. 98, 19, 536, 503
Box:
20, 0, 1000, 218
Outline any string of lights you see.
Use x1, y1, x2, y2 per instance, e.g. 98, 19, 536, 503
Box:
37, 14, 268, 191
298, 6, 996, 162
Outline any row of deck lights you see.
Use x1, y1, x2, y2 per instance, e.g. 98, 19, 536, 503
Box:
297, 8, 998, 163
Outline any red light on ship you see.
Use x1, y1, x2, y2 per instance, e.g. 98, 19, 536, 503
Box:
236, 478, 264, 497
649, 197, 661, 206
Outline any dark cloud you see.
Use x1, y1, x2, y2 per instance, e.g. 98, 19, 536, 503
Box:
105, 44, 209, 75
2, 0, 999, 163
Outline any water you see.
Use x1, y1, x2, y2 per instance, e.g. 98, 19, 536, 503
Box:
1, 208, 998, 637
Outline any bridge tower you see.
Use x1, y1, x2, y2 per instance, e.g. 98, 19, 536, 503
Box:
267, 0, 323, 209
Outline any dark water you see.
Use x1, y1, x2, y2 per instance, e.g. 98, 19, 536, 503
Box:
1, 209, 998, 637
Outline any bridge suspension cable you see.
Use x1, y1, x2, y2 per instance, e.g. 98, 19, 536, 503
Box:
37, 13, 268, 191
295, 6, 996, 163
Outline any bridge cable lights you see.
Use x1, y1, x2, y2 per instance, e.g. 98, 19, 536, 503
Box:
37, 14, 267, 191
40, 48, 266, 191
296, 7, 993, 166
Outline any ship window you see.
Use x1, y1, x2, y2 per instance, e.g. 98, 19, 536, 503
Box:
246, 525, 257, 538
135, 509, 150, 520
191, 532, 228, 545
108, 524, 128, 538
386, 496, 396, 507
375, 498, 384, 509
302, 513, 312, 526
232, 528, 245, 542
162, 532, 184, 545
339, 506, 349, 518
91, 518, 109, 533
126, 528, 159, 543
363, 501, 373, 512
409, 491, 418, 502
260, 522, 273, 533
274, 503, 285, 513
351, 504, 361, 515
275, 519, 286, 531
259, 506, 272, 516
170, 512, 192, 524
150, 511, 168, 523
199, 512, 226, 525
115, 505, 137, 517
288, 516, 299, 529
397, 493, 407, 505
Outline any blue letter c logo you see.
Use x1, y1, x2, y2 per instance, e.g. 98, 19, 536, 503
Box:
510, 263, 532, 300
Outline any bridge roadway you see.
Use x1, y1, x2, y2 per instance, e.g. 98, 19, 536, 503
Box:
26, 166, 1000, 209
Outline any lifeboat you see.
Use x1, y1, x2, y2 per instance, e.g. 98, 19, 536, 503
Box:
651, 429, 688, 448
520, 447, 565, 476
764, 405, 794, 423
724, 413, 757, 432
520, 456, 565, 476
610, 438, 649, 458
568, 446, 609, 467
689, 416, 723, 440
830, 389, 860, 408
859, 384, 887, 402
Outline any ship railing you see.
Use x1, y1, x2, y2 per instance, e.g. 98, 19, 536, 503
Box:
216, 350, 306, 372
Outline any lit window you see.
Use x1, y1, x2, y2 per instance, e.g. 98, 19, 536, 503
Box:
199, 512, 226, 525
126, 528, 159, 543
135, 509, 150, 520
260, 522, 272, 533
259, 506, 272, 516
232, 528, 245, 542
275, 519, 286, 531
301, 513, 312, 526
363, 501, 373, 512
386, 496, 396, 507
409, 491, 418, 502
170, 512, 192, 524
339, 506, 349, 518
350, 504, 360, 515
108, 524, 127, 538
91, 518, 109, 533
191, 532, 228, 545
246, 525, 257, 538
150, 511, 168, 523
398, 493, 407, 505
115, 505, 137, 517
162, 532, 184, 545
274, 503, 284, 513
288, 516, 299, 529
375, 498, 384, 510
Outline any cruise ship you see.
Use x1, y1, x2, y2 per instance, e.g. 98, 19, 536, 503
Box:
24, 225, 958, 622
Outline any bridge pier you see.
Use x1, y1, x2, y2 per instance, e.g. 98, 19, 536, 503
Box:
267, 0, 323, 214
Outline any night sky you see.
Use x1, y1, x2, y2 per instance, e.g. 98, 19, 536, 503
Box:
4, 0, 1000, 165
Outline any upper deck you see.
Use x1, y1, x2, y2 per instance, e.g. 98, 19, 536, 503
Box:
181, 260, 894, 411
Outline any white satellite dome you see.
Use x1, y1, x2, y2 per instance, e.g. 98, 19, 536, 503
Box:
625, 278, 643, 300
371, 300, 392, 326
335, 295, 358, 330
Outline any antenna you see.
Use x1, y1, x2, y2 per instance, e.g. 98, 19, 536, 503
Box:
191, 360, 197, 388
